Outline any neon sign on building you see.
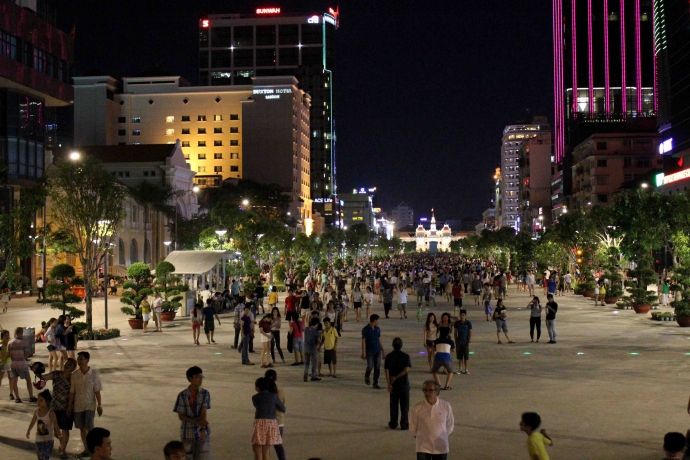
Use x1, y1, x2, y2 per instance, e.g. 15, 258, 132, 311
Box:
256, 7, 281, 14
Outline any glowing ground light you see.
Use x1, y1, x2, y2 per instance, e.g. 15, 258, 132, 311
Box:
684, 352, 690, 356
121, 338, 129, 341
577, 352, 585, 355
469, 352, 475, 355
630, 352, 639, 355
613, 311, 619, 314
418, 351, 427, 355
523, 352, 532, 355
214, 352, 222, 355
115, 353, 123, 355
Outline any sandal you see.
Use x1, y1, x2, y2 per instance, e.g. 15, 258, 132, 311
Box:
497, 340, 502, 344
508, 341, 515, 343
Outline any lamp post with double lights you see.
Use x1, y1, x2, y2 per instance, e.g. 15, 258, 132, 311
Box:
41, 151, 81, 303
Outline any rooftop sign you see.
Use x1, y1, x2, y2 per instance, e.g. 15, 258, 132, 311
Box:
256, 7, 281, 14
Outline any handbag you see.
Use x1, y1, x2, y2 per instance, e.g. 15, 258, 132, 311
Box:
287, 331, 293, 353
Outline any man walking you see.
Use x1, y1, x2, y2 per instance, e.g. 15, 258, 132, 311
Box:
453, 310, 472, 375
240, 306, 255, 365
526, 270, 536, 296
37, 276, 45, 301
152, 292, 164, 332
410, 380, 454, 460
321, 317, 338, 377
202, 299, 221, 344
68, 352, 103, 458
545, 294, 558, 344
361, 314, 385, 389
384, 337, 411, 430
8, 327, 35, 403
173, 366, 211, 460
303, 317, 322, 382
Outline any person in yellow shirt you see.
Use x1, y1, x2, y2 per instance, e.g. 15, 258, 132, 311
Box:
321, 318, 339, 378
268, 287, 279, 310
520, 412, 552, 460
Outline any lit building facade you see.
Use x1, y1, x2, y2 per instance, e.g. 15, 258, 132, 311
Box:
570, 131, 661, 209
553, 0, 657, 163
0, 0, 73, 289
391, 202, 414, 230
72, 75, 313, 228
397, 213, 462, 253
498, 118, 550, 230
340, 188, 375, 230
199, 7, 338, 225
518, 131, 554, 234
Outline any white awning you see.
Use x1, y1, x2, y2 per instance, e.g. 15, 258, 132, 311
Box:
163, 250, 235, 275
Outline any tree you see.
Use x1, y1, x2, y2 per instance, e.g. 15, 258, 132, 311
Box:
47, 157, 125, 333
153, 261, 187, 313
0, 181, 46, 289
46, 263, 83, 319
120, 262, 153, 318
345, 223, 370, 256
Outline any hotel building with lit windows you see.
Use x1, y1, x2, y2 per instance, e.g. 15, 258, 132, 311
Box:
198, 7, 338, 225
497, 118, 550, 230
72, 75, 315, 232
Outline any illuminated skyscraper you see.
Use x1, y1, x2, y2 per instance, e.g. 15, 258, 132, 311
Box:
553, 0, 657, 163
198, 7, 339, 225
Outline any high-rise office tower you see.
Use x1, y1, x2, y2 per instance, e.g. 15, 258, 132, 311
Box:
655, 0, 690, 161
199, 7, 338, 225
553, 0, 657, 163
497, 118, 550, 230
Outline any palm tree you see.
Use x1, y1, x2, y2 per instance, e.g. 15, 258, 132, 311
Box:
128, 181, 176, 266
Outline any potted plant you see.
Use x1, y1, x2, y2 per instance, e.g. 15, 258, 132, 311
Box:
618, 264, 658, 314
580, 281, 596, 298
671, 266, 690, 327
604, 272, 624, 304
120, 262, 153, 329
153, 261, 187, 321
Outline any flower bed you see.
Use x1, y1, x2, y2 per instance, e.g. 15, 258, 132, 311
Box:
78, 328, 121, 340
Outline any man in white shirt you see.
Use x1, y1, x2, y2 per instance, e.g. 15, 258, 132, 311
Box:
36, 277, 45, 301
410, 380, 454, 460
152, 292, 164, 332
68, 351, 103, 458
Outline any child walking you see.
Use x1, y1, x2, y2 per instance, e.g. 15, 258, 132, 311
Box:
251, 377, 286, 460
26, 389, 60, 460
520, 412, 553, 460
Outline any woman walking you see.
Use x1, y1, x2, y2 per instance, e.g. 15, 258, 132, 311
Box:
1, 288, 9, 313
528, 296, 543, 342
287, 312, 304, 365
251, 377, 286, 460
423, 313, 439, 372
42, 357, 76, 459
264, 370, 286, 460
270, 308, 285, 364
352, 284, 363, 322
482, 283, 493, 321
191, 302, 203, 345
259, 315, 273, 368
363, 286, 374, 320
63, 317, 77, 360
55, 316, 70, 370
45, 319, 59, 372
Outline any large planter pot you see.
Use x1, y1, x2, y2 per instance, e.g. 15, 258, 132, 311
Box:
632, 304, 651, 314
160, 311, 177, 322
583, 291, 595, 298
127, 318, 144, 329
604, 297, 618, 305
677, 317, 690, 327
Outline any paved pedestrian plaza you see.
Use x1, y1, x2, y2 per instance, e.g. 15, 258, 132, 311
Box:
0, 288, 687, 459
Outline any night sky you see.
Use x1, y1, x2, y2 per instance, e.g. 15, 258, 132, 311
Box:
57, 0, 553, 224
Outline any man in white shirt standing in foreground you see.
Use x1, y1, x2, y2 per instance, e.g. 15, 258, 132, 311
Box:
410, 379, 454, 460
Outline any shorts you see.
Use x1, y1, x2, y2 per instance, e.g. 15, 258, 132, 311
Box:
353, 302, 362, 309
496, 319, 508, 333
453, 298, 462, 307
183, 438, 210, 460
73, 410, 95, 431
472, 289, 481, 296
293, 337, 304, 353
204, 322, 215, 334
426, 340, 435, 348
192, 322, 201, 330
10, 367, 29, 379
0, 362, 9, 372
142, 313, 151, 321
324, 349, 337, 365
47, 344, 56, 352
500, 287, 506, 294
431, 360, 453, 374
398, 303, 407, 311
260, 333, 271, 343
54, 409, 74, 430
457, 343, 470, 361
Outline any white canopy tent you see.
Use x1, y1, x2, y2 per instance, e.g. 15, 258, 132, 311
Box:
163, 250, 235, 293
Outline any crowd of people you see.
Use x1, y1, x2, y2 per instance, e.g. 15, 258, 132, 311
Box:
1, 253, 687, 459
